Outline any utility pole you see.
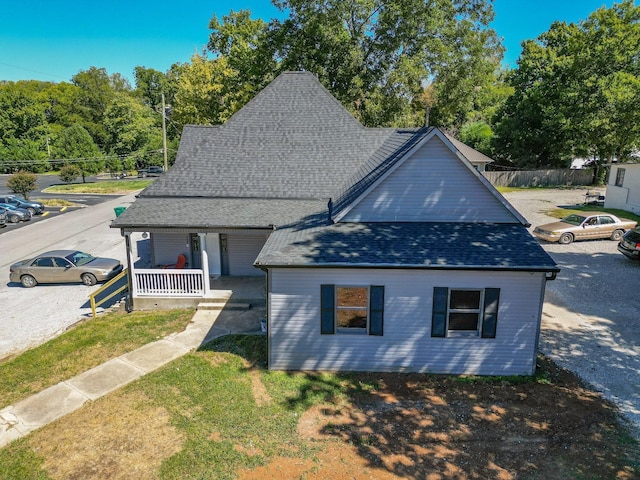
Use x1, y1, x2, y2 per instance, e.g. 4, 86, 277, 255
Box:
162, 93, 168, 172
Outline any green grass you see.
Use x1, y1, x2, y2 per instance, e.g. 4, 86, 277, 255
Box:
0, 330, 637, 478
0, 308, 194, 408
544, 205, 640, 223
43, 179, 152, 194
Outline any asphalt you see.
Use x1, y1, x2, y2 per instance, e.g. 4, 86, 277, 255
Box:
0, 303, 265, 448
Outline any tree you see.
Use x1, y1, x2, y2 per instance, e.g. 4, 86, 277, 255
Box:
172, 53, 248, 125
51, 123, 103, 182
493, 0, 640, 178
6, 170, 37, 200
257, 0, 502, 128
59, 164, 81, 184
71, 67, 117, 149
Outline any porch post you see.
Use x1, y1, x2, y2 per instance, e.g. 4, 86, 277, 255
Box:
123, 232, 136, 310
199, 233, 210, 295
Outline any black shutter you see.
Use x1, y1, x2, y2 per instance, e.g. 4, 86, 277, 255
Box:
320, 284, 335, 334
481, 288, 500, 338
369, 286, 384, 336
431, 287, 448, 337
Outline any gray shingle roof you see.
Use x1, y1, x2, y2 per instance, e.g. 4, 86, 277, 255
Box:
111, 197, 328, 229
142, 72, 395, 200
442, 131, 494, 165
255, 222, 559, 272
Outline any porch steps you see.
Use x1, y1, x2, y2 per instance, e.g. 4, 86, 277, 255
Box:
197, 301, 251, 311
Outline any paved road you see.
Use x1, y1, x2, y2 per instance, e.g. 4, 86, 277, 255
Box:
0, 174, 126, 235
0, 193, 142, 359
504, 188, 640, 436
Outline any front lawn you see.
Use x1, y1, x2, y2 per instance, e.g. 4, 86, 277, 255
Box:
0, 309, 637, 479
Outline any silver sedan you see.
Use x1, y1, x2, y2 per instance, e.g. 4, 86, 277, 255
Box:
9, 250, 123, 288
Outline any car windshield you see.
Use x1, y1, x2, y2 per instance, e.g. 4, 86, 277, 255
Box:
0, 204, 17, 210
66, 251, 95, 266
562, 214, 586, 226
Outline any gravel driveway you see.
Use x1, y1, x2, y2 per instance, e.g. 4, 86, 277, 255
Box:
504, 188, 640, 437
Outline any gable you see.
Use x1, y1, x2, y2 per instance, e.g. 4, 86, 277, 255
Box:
338, 135, 520, 223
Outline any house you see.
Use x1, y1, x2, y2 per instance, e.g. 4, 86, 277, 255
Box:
111, 71, 559, 375
605, 163, 640, 215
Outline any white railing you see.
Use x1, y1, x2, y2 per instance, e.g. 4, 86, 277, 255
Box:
133, 268, 204, 297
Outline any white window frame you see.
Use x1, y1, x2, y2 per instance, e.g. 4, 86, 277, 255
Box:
447, 289, 484, 337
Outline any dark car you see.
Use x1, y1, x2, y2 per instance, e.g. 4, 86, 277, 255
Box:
9, 250, 123, 287
0, 195, 44, 215
137, 166, 164, 177
0, 204, 31, 223
617, 227, 640, 262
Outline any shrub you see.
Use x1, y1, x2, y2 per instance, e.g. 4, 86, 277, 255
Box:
6, 171, 37, 200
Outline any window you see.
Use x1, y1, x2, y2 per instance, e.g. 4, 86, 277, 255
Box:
431, 287, 500, 338
615, 168, 625, 187
33, 257, 54, 267
598, 216, 615, 225
321, 285, 384, 336
337, 287, 368, 330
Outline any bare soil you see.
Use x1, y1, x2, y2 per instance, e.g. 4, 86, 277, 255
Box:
242, 357, 638, 480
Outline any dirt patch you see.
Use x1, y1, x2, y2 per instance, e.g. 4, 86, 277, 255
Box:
242, 358, 272, 407
241, 358, 639, 480
28, 391, 183, 480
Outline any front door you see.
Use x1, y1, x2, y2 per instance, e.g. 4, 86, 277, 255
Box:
220, 234, 229, 275
190, 234, 202, 269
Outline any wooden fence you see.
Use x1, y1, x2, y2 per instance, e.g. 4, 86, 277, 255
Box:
482, 169, 593, 187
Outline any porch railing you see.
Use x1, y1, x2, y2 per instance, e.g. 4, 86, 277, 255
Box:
133, 268, 204, 297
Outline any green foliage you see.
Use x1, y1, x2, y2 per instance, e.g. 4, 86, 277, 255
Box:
6, 170, 37, 199
493, 0, 640, 171
58, 164, 81, 183
172, 53, 252, 125
262, 0, 503, 128
459, 121, 493, 155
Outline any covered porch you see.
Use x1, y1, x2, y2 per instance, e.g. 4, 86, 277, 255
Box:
121, 231, 267, 311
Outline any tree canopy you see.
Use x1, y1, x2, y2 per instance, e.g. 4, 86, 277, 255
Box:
493, 0, 640, 176
2, 0, 638, 182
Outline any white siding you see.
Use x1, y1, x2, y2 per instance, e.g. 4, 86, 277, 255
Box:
268, 268, 547, 376
605, 164, 640, 215
227, 232, 268, 276
151, 232, 190, 266
342, 137, 518, 223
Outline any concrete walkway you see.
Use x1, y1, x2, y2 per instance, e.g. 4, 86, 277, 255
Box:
0, 305, 264, 448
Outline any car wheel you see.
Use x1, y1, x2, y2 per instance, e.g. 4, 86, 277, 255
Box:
26, 207, 35, 215
21, 275, 37, 288
559, 233, 573, 244
9, 214, 20, 223
81, 273, 97, 286
611, 229, 624, 241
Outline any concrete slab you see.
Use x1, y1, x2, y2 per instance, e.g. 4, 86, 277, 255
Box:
170, 325, 228, 349
122, 340, 190, 372
0, 407, 27, 448
12, 382, 89, 427
66, 358, 145, 401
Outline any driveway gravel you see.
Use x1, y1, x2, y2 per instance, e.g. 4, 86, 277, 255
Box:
504, 188, 640, 438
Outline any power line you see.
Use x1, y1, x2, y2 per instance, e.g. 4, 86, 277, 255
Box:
0, 150, 177, 169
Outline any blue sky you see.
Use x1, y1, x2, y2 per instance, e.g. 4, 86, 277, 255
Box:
0, 0, 615, 84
